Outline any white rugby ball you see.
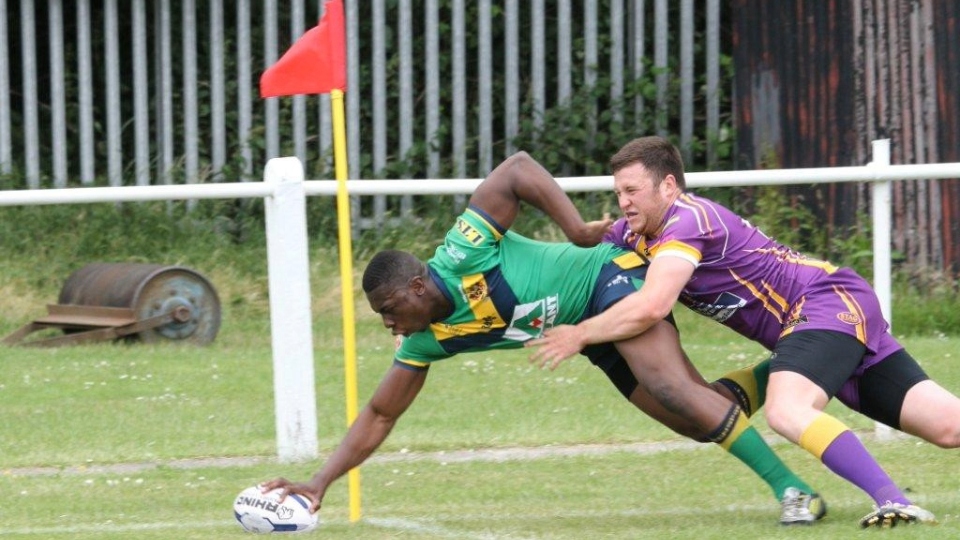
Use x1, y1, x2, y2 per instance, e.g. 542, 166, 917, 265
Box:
233, 485, 319, 534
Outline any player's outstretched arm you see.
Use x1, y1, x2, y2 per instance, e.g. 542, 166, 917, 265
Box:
262, 365, 428, 513
470, 151, 611, 246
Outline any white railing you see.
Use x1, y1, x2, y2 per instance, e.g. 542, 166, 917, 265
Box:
2, 139, 960, 459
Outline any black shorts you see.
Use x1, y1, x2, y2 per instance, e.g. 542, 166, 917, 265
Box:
768, 330, 929, 429
768, 330, 864, 399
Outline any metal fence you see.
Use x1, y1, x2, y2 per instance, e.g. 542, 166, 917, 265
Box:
1, 0, 724, 224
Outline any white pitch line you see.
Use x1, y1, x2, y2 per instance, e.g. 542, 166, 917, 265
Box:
2, 440, 710, 478
0, 517, 526, 539
0, 520, 232, 536
367, 517, 537, 540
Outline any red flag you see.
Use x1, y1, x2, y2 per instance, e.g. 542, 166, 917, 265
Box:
260, 0, 346, 97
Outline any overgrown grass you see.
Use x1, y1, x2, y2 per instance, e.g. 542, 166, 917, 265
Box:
2, 200, 956, 334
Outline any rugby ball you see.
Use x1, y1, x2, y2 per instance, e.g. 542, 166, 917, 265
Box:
233, 485, 319, 533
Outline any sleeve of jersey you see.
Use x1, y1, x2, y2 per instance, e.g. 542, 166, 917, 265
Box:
603, 218, 631, 245
432, 206, 505, 275
654, 214, 706, 268
393, 333, 450, 371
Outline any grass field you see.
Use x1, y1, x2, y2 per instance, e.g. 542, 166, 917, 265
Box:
2, 296, 959, 539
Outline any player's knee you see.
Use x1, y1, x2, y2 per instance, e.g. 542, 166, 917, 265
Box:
762, 397, 795, 436
644, 379, 686, 416
925, 422, 960, 449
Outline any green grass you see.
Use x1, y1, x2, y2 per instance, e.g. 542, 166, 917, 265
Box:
2, 438, 958, 539
2, 203, 960, 538
2, 310, 960, 539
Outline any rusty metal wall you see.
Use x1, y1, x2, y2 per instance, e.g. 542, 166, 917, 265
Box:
933, 1, 960, 275
733, 0, 960, 276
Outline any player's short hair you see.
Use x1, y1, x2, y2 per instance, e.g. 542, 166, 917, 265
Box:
609, 136, 687, 190
362, 250, 425, 293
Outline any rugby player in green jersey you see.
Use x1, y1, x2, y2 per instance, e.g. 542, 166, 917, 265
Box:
262, 151, 824, 526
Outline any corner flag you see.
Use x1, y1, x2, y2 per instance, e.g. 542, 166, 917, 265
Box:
259, 0, 362, 524
259, 0, 346, 97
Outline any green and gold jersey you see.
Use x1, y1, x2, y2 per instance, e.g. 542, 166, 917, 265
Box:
395, 205, 642, 368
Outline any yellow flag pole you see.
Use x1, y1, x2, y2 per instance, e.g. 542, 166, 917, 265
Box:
330, 88, 361, 522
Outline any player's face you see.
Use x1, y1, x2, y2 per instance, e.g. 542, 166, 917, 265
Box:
366, 279, 433, 337
613, 163, 675, 237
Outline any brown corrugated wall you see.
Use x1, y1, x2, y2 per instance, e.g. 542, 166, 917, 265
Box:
934, 1, 960, 276
733, 0, 960, 276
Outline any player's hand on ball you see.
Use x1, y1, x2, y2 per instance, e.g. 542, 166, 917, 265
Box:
234, 483, 320, 533
261, 477, 323, 514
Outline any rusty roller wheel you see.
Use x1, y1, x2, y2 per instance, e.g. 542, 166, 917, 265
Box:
58, 263, 221, 345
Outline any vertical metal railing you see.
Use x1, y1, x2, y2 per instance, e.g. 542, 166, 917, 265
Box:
20, 0, 40, 187
157, 0, 175, 185
210, 0, 227, 179
397, 0, 413, 217
1, 0, 725, 223
291, 0, 307, 170
236, 0, 254, 179
48, 0, 66, 188
0, 0, 9, 175
478, 0, 493, 175
105, 0, 121, 188
371, 0, 386, 224
133, 0, 151, 187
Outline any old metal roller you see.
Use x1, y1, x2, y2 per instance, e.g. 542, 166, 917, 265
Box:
4, 263, 221, 347
57, 263, 222, 345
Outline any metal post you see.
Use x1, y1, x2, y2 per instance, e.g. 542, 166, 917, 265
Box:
263, 157, 319, 462
870, 138, 894, 441
0, 0, 10, 174
20, 0, 40, 187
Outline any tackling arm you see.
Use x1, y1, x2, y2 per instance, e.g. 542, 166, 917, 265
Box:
528, 256, 695, 368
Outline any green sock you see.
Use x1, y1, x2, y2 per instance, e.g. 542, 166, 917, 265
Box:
714, 358, 770, 416
719, 408, 813, 499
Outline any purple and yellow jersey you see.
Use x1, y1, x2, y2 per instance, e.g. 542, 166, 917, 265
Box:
395, 205, 645, 369
604, 193, 903, 371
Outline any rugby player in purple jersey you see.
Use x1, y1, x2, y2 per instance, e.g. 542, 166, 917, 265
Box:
528, 135, 960, 528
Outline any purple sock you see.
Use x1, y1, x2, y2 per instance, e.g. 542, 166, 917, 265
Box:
820, 431, 910, 506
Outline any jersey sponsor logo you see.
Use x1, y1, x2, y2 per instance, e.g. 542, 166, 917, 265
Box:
455, 217, 485, 245
836, 312, 862, 325
681, 291, 746, 322
480, 315, 498, 329
431, 312, 504, 342
463, 279, 487, 302
503, 295, 559, 341
444, 243, 467, 263
783, 315, 808, 330
434, 322, 471, 337
606, 274, 630, 287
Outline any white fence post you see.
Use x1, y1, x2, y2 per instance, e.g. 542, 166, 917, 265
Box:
869, 139, 895, 441
263, 157, 318, 461
870, 139, 892, 324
